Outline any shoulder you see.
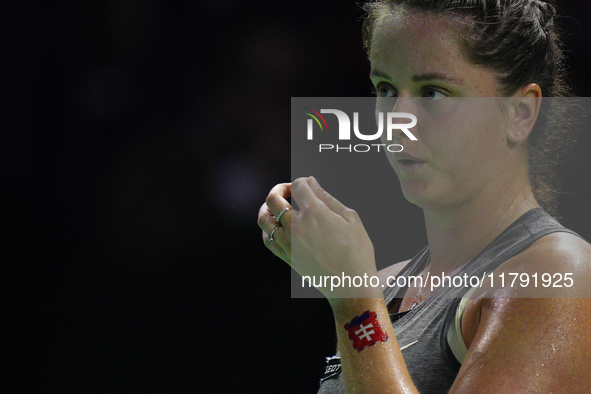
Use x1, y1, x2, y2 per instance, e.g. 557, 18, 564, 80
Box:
465, 230, 591, 314
518, 231, 591, 265
504, 231, 590, 294
452, 297, 591, 393
476, 231, 591, 299
453, 232, 591, 392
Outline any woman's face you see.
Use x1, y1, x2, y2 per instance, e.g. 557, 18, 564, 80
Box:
370, 12, 519, 210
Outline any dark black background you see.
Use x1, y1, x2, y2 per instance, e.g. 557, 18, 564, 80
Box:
4, 1, 590, 392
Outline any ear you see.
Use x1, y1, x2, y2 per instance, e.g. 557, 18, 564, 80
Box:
507, 83, 542, 144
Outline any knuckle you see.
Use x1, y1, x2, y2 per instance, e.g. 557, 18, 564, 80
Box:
266, 183, 283, 203
345, 207, 359, 219
292, 177, 306, 190
257, 214, 266, 228
305, 202, 319, 215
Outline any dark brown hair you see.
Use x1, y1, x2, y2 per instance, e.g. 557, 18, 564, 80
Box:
362, 0, 572, 217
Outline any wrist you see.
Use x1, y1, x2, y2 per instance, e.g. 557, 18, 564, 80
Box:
319, 264, 380, 299
328, 295, 385, 315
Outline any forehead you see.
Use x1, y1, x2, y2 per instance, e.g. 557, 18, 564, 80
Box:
370, 11, 463, 72
369, 11, 497, 94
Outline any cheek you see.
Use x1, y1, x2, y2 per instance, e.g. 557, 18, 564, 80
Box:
426, 117, 501, 174
443, 127, 507, 186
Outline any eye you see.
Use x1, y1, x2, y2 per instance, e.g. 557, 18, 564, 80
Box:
373, 83, 397, 98
422, 88, 447, 101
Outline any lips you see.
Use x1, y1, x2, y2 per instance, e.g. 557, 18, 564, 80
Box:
396, 152, 423, 162
395, 153, 425, 171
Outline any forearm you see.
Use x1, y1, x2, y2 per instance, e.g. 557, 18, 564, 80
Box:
331, 298, 419, 394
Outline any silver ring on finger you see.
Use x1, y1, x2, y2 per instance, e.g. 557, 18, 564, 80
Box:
275, 207, 291, 225
267, 225, 279, 243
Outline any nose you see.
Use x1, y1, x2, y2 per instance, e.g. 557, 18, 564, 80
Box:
389, 95, 414, 114
384, 97, 418, 141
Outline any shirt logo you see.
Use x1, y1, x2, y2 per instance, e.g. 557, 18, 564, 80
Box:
319, 355, 342, 383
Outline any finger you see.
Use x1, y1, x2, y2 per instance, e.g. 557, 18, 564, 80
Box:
275, 206, 292, 227
261, 229, 290, 265
258, 202, 278, 235
266, 183, 292, 216
290, 177, 321, 210
261, 217, 289, 253
265, 226, 289, 248
263, 224, 280, 244
258, 201, 290, 245
306, 176, 351, 218
262, 182, 293, 232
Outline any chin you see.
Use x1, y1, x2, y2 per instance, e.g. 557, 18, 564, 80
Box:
400, 181, 429, 206
399, 180, 447, 211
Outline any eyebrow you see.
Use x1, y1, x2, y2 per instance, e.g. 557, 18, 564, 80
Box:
370, 70, 464, 85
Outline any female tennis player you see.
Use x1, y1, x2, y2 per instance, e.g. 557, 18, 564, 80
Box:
258, 0, 591, 392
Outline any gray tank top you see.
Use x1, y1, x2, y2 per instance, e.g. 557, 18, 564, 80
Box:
317, 208, 580, 394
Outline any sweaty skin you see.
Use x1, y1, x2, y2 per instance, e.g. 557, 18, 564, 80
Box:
259, 10, 591, 394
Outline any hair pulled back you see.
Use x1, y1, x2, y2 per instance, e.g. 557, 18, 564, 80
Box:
362, 0, 571, 217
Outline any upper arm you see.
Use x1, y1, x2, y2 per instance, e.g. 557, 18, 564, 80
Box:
451, 297, 591, 393
450, 233, 591, 393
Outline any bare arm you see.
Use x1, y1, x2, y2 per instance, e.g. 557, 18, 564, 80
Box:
451, 233, 591, 393
259, 177, 421, 393
451, 297, 591, 393
331, 298, 418, 394
259, 178, 591, 393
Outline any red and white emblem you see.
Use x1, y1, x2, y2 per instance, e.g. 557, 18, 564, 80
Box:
344, 310, 388, 352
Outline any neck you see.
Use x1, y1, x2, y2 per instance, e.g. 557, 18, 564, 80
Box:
423, 179, 538, 277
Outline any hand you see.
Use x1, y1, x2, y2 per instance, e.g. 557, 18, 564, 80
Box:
258, 177, 379, 299
258, 182, 292, 264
